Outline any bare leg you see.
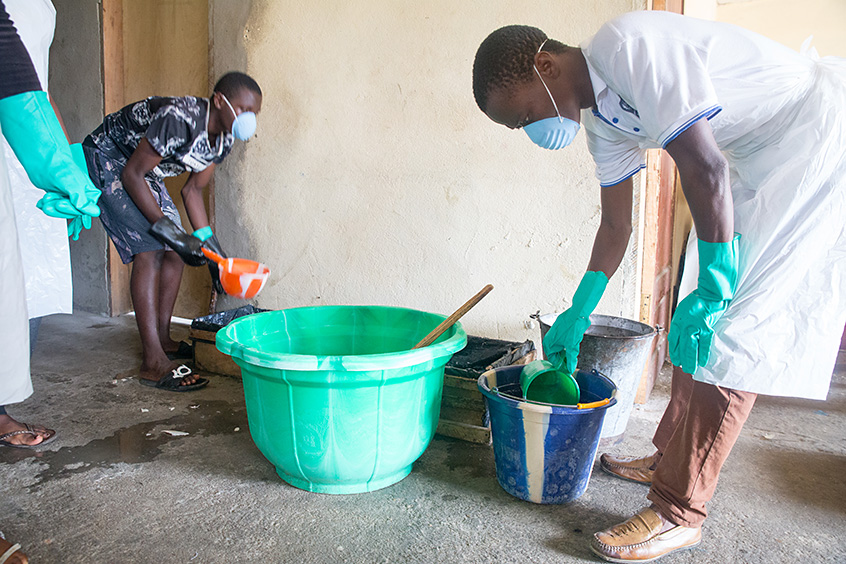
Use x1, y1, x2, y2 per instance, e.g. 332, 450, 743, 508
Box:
157, 250, 184, 353
131, 250, 198, 386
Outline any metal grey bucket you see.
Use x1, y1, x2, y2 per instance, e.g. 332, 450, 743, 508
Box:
536, 313, 656, 446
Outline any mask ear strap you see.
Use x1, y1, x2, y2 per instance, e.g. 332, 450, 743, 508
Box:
533, 65, 563, 122
220, 92, 237, 118
534, 38, 563, 121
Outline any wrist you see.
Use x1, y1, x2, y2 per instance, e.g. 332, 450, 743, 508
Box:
696, 234, 740, 302
193, 225, 213, 242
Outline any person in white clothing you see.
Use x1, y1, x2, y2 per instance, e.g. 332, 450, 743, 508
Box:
0, 0, 99, 559
0, 0, 98, 448
473, 11, 846, 563
0, 0, 75, 452
4, 0, 74, 352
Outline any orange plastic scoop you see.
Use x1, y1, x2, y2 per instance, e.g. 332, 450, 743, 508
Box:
202, 247, 270, 299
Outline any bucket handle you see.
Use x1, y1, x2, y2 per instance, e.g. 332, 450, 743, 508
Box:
577, 398, 611, 409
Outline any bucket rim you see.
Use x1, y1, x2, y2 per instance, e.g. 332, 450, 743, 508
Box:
537, 312, 657, 341
216, 304, 468, 371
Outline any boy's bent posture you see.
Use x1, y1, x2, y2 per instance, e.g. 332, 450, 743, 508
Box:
82, 72, 262, 391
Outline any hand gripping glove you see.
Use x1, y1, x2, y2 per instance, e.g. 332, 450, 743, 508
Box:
0, 91, 101, 221
193, 226, 226, 294
543, 271, 609, 374
149, 217, 207, 266
668, 234, 740, 375
66, 143, 100, 240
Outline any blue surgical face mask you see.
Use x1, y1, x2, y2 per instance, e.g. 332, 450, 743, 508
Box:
221, 93, 257, 141
523, 40, 580, 150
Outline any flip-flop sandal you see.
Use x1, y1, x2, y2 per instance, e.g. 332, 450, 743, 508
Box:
0, 537, 23, 564
140, 363, 208, 392
165, 340, 193, 360
0, 423, 57, 449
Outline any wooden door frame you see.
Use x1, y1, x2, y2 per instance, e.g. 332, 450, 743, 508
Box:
100, 0, 215, 317
102, 0, 133, 316
635, 0, 685, 402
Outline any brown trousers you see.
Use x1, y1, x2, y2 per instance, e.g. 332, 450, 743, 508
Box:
646, 366, 757, 528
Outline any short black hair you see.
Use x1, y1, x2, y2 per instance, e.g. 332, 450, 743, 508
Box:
472, 25, 565, 113
213, 72, 262, 99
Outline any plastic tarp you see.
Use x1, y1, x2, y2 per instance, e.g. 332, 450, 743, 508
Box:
5, 0, 72, 319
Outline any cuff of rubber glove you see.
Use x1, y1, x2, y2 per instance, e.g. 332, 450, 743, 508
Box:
696, 234, 740, 302
192, 226, 213, 242
571, 271, 609, 317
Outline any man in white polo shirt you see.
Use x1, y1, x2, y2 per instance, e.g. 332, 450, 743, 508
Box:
473, 10, 846, 563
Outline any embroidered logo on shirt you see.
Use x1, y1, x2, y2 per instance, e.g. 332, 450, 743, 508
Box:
619, 97, 640, 118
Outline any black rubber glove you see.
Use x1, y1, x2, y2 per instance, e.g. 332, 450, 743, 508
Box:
203, 234, 227, 294
148, 217, 207, 266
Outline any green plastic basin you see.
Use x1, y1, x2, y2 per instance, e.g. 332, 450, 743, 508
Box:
216, 305, 467, 494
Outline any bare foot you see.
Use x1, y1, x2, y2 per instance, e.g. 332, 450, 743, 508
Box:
139, 359, 201, 387
0, 415, 55, 447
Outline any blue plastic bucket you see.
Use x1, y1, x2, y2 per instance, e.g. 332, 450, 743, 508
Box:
478, 365, 617, 504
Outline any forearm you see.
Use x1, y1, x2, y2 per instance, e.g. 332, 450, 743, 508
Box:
181, 181, 209, 232
666, 119, 734, 244
585, 178, 634, 278
678, 157, 733, 244
586, 221, 631, 278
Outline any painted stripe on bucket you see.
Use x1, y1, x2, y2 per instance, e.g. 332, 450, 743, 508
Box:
518, 400, 552, 503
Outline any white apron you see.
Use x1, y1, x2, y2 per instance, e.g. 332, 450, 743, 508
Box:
679, 53, 846, 400
580, 12, 846, 400
4, 0, 72, 319
0, 140, 33, 406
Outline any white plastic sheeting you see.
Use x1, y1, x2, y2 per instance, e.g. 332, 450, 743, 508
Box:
678, 53, 846, 400
0, 139, 33, 405
4, 0, 72, 319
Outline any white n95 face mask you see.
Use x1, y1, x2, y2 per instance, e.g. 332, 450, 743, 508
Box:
523, 41, 580, 150
221, 93, 257, 141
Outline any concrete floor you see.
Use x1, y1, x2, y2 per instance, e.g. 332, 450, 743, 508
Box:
1, 312, 845, 563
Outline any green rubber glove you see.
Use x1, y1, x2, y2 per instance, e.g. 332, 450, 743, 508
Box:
193, 226, 227, 294
543, 271, 609, 374
0, 91, 100, 220
65, 143, 99, 240
668, 234, 740, 374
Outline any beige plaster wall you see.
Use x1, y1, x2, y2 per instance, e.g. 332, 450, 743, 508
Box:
716, 0, 846, 57
685, 0, 846, 56
211, 1, 646, 341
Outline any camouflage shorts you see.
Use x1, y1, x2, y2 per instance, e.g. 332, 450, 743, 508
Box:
83, 144, 182, 264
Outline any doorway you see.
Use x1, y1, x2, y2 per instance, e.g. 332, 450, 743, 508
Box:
101, 0, 212, 318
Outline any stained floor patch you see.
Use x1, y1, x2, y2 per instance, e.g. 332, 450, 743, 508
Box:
0, 400, 247, 490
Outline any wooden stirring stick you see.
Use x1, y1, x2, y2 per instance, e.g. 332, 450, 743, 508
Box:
412, 284, 494, 349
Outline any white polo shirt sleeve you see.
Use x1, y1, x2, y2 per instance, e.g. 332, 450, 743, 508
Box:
581, 108, 646, 188
581, 12, 723, 184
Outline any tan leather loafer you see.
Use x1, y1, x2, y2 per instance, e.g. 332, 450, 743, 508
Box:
599, 452, 660, 485
591, 507, 701, 563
